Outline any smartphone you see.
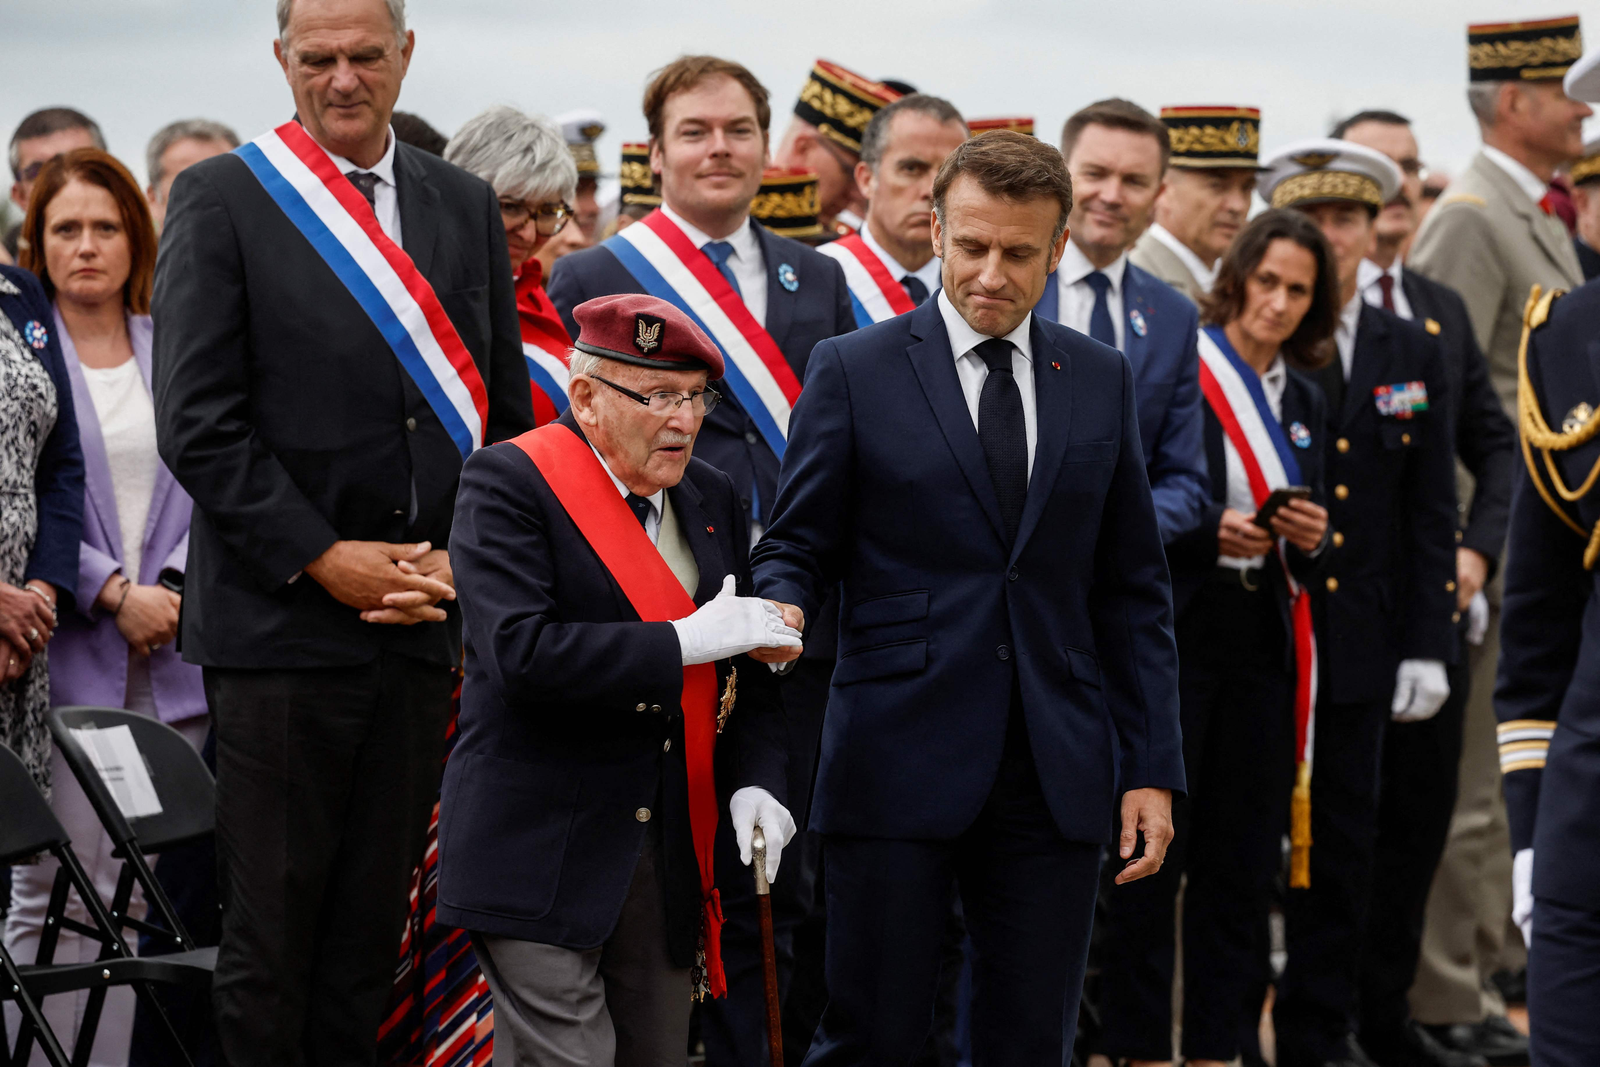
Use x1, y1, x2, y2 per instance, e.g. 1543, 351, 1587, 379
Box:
1251, 486, 1312, 530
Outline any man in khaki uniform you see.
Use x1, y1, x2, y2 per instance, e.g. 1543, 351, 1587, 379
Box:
1404, 14, 1589, 1063
1129, 106, 1260, 304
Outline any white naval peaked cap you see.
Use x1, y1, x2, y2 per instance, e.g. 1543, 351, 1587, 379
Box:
1566, 47, 1600, 102
555, 109, 607, 146
1258, 137, 1403, 212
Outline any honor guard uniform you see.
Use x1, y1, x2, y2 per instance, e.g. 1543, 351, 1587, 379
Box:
967, 116, 1035, 137
749, 168, 828, 246
776, 60, 902, 237
615, 141, 660, 231
1566, 137, 1600, 280
1261, 141, 1462, 1067
557, 108, 608, 242
1130, 107, 1263, 304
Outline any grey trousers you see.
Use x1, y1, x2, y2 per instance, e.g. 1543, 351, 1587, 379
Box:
472, 827, 692, 1067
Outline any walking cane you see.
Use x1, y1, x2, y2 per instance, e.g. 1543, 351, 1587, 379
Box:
752, 825, 784, 1067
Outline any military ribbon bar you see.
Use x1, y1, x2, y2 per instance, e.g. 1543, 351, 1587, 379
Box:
235, 121, 489, 458
1197, 326, 1319, 888
817, 233, 916, 327
602, 210, 802, 459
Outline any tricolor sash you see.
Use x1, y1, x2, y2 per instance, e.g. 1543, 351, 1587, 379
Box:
523, 333, 570, 426
235, 122, 489, 458
1197, 326, 1319, 888
510, 423, 727, 998
601, 210, 802, 459
818, 233, 916, 327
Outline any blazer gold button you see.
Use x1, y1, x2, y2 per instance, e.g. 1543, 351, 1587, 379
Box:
1335, 484, 1349, 500
1336, 437, 1350, 453
1332, 531, 1344, 548
663, 739, 671, 752
636, 808, 651, 822
406, 417, 417, 432
1445, 580, 1456, 592
1401, 432, 1412, 445
1326, 577, 1339, 592
650, 704, 662, 713
1452, 611, 1462, 623
636, 703, 647, 712
1456, 530, 1464, 542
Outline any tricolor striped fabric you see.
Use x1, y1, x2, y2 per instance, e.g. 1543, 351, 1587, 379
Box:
818, 233, 916, 327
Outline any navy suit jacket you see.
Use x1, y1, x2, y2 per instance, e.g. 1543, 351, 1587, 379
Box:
1036, 262, 1210, 543
1496, 279, 1600, 910
751, 299, 1185, 845
438, 412, 787, 962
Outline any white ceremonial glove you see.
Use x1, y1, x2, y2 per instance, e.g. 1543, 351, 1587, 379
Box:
671, 575, 802, 666
1391, 659, 1451, 722
730, 786, 798, 883
1467, 591, 1490, 647
1513, 847, 1534, 945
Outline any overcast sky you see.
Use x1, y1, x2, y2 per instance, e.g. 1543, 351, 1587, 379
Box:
5, 0, 1598, 198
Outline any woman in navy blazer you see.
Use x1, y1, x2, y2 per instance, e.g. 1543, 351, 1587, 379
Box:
7, 148, 204, 1067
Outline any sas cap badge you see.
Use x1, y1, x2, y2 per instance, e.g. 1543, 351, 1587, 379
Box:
634, 313, 665, 354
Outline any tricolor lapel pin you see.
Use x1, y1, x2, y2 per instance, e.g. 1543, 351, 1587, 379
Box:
1051, 361, 1061, 370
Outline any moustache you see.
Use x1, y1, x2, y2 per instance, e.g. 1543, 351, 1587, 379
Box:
656, 431, 693, 447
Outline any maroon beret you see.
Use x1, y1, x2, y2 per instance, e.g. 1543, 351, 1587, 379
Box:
571, 293, 725, 379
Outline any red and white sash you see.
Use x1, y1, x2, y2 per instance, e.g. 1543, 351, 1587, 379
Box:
818, 233, 915, 327
510, 424, 728, 997
235, 122, 488, 458
1197, 328, 1319, 888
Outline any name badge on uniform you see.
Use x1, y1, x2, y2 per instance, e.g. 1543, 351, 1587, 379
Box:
1373, 381, 1429, 419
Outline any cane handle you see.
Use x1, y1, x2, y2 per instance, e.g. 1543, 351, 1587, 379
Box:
752, 825, 770, 896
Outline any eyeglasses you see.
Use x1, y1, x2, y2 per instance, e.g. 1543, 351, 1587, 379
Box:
592, 374, 721, 417
498, 197, 572, 236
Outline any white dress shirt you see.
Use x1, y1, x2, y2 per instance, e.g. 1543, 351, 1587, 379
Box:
1218, 356, 1288, 571
1482, 145, 1549, 207
1358, 258, 1413, 321
937, 289, 1038, 478
662, 203, 768, 327
1056, 241, 1127, 349
594, 446, 663, 543
320, 127, 401, 245
861, 221, 942, 299
1334, 290, 1364, 381
1147, 222, 1218, 294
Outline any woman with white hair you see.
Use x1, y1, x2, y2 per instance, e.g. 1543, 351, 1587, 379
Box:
445, 106, 578, 425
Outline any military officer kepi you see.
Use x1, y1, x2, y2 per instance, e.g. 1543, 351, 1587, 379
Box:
1492, 44, 1600, 1067
1260, 140, 1462, 1067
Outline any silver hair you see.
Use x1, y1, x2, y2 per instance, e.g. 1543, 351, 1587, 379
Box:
1468, 81, 1507, 128
146, 119, 240, 193
444, 105, 577, 203
277, 0, 406, 47
566, 350, 605, 380
860, 94, 966, 171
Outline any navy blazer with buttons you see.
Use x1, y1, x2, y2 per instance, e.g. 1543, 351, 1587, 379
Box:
438, 411, 787, 961
750, 298, 1185, 845
1035, 261, 1210, 544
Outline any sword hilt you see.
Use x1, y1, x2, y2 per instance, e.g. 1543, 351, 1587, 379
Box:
752, 825, 770, 896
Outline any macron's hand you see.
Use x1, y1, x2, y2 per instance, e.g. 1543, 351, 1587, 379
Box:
730, 786, 797, 883
671, 576, 803, 666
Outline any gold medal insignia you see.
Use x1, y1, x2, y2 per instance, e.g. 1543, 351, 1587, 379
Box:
1563, 401, 1595, 435
717, 666, 737, 734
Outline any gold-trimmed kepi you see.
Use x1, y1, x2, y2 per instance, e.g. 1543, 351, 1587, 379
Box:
619, 142, 660, 208
969, 117, 1035, 137
557, 109, 607, 179
1259, 138, 1402, 214
1469, 15, 1582, 82
1570, 136, 1600, 185
794, 59, 901, 156
1161, 106, 1261, 168
750, 168, 825, 240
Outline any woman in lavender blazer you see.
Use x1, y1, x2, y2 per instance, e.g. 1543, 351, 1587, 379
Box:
5, 149, 205, 1067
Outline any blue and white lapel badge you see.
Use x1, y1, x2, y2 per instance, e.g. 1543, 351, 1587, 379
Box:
777, 263, 799, 292
1289, 421, 1312, 449
1128, 307, 1148, 338
22, 320, 49, 350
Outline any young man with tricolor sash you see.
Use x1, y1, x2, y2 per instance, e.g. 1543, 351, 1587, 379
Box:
150, 1, 534, 1063
818, 93, 967, 326
546, 54, 856, 1067
440, 293, 798, 1067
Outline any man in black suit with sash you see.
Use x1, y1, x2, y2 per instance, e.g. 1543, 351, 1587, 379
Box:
548, 55, 855, 1066
151, 1, 533, 1063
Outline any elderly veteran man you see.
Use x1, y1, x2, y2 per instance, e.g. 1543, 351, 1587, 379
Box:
441, 292, 799, 1067
1260, 140, 1460, 1067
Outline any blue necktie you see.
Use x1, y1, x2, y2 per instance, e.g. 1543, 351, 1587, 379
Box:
1085, 271, 1116, 348
702, 241, 743, 297
902, 275, 930, 306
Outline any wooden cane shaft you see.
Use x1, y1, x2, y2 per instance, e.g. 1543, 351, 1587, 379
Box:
758, 894, 783, 1067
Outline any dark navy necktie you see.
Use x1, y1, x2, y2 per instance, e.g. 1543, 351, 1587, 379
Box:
902, 274, 930, 306
347, 170, 379, 211
702, 241, 743, 297
975, 338, 1028, 543
1085, 271, 1116, 348
625, 493, 653, 531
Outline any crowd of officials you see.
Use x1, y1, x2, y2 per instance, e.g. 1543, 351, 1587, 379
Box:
2, 1, 1600, 1066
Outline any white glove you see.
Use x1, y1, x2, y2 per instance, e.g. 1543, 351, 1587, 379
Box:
1513, 847, 1534, 945
671, 575, 802, 666
730, 786, 797, 883
1466, 591, 1490, 647
1391, 658, 1451, 722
